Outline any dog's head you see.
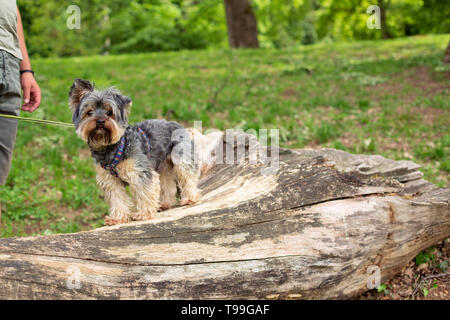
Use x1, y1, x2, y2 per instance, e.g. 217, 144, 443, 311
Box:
69, 79, 132, 149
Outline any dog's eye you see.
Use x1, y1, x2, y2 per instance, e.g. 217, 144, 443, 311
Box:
107, 111, 113, 117
87, 111, 93, 116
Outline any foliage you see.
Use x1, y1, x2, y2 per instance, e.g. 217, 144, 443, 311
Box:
19, 0, 107, 57
376, 283, 388, 294
107, 0, 228, 54
17, 0, 450, 57
253, 0, 318, 47
439, 260, 448, 272
316, 0, 450, 40
18, 0, 228, 57
415, 248, 436, 266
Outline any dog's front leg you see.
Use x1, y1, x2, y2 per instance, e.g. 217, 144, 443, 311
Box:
116, 159, 160, 221
96, 164, 134, 226
130, 171, 160, 221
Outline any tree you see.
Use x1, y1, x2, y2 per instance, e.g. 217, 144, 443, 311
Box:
378, 0, 392, 39
223, 0, 259, 48
444, 42, 450, 64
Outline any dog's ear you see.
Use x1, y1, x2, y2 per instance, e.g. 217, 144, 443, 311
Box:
117, 95, 132, 119
123, 96, 132, 118
69, 79, 94, 112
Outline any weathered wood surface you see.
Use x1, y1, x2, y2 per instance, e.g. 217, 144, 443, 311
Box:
0, 131, 448, 299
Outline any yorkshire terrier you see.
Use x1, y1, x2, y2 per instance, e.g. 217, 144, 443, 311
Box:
69, 79, 200, 226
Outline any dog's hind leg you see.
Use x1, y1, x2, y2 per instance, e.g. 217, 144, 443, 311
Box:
174, 163, 200, 205
171, 138, 201, 206
159, 159, 177, 210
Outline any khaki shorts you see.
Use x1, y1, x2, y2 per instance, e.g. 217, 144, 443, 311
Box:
0, 50, 22, 185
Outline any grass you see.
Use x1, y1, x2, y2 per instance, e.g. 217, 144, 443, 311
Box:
1, 34, 449, 238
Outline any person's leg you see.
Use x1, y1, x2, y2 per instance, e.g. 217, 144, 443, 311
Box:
0, 50, 22, 225
0, 116, 19, 185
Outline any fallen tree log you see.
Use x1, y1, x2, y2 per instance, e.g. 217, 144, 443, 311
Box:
0, 131, 449, 299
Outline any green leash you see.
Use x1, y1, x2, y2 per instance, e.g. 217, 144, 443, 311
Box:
0, 113, 74, 128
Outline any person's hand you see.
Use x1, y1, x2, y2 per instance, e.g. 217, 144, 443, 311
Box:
20, 72, 41, 112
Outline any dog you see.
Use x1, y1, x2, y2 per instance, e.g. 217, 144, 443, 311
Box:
69, 79, 200, 226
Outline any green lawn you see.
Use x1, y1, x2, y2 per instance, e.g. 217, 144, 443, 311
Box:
1, 34, 449, 238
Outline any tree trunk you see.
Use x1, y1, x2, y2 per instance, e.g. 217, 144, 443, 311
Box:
223, 0, 259, 48
0, 130, 448, 299
443, 42, 450, 63
378, 0, 391, 39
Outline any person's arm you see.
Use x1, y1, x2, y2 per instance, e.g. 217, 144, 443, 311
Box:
16, 7, 41, 113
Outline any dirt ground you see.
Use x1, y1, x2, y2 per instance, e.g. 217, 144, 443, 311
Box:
358, 238, 450, 300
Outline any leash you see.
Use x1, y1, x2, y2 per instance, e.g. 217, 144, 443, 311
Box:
2, 112, 154, 179
0, 113, 74, 128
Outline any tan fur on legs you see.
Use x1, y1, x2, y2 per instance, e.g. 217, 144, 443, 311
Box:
130, 173, 160, 221
174, 163, 200, 206
159, 160, 177, 210
186, 128, 224, 178
116, 159, 160, 221
96, 164, 133, 226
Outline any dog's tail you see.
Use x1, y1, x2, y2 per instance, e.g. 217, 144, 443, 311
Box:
186, 128, 224, 178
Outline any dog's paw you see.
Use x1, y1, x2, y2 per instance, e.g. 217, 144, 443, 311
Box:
180, 194, 200, 206
104, 216, 129, 226
131, 211, 153, 221
159, 202, 173, 211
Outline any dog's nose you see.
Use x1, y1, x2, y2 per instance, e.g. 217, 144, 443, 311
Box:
96, 119, 105, 126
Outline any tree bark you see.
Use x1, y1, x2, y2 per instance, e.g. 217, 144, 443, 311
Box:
378, 0, 391, 39
224, 0, 259, 48
443, 42, 450, 64
0, 131, 448, 299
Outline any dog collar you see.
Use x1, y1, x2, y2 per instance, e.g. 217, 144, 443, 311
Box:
101, 136, 126, 177
136, 127, 151, 152
101, 127, 150, 178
